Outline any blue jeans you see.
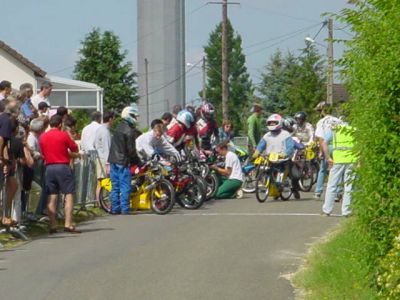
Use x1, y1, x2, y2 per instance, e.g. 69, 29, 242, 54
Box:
323, 164, 354, 216
315, 159, 327, 194
110, 164, 131, 213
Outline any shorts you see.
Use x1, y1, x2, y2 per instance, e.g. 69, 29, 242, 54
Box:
45, 164, 75, 195
96, 159, 107, 179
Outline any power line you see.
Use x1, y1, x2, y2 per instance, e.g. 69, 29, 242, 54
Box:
244, 22, 323, 50
48, 4, 207, 75
245, 23, 323, 56
138, 59, 202, 98
240, 4, 320, 24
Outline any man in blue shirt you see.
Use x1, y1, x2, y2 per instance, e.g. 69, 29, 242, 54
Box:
19, 83, 36, 122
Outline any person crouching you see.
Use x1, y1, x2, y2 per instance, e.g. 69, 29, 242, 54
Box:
212, 141, 243, 199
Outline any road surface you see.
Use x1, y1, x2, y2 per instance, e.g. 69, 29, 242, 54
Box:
0, 192, 340, 300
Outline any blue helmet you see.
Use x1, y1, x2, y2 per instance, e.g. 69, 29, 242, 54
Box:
177, 109, 194, 129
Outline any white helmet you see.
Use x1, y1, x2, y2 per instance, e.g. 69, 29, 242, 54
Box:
266, 114, 283, 132
121, 106, 139, 126
176, 110, 194, 129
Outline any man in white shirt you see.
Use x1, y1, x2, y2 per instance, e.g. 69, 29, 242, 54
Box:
314, 101, 343, 198
136, 121, 180, 160
31, 81, 53, 109
212, 141, 244, 199
93, 112, 114, 203
80, 112, 102, 152
94, 112, 114, 177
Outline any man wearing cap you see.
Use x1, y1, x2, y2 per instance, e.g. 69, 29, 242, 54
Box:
247, 103, 263, 153
37, 102, 50, 117
32, 81, 52, 110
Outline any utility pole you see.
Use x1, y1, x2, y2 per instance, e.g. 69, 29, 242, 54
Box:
221, 0, 229, 120
145, 58, 150, 127
208, 1, 239, 119
202, 56, 207, 102
327, 18, 334, 105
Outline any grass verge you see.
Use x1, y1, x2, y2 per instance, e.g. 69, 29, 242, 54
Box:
0, 206, 107, 249
292, 218, 378, 300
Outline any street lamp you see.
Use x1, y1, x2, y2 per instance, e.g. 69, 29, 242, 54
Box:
304, 20, 334, 105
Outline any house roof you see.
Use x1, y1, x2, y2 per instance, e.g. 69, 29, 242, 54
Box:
333, 83, 349, 102
40, 75, 102, 90
0, 40, 46, 77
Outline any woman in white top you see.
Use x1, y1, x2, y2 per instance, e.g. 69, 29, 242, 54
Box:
212, 141, 243, 199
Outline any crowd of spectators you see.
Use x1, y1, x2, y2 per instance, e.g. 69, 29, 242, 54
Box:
0, 79, 115, 234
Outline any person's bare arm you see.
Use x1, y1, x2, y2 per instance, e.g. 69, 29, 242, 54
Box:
212, 165, 232, 177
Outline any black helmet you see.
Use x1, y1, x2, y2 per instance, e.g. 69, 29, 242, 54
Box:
283, 116, 296, 133
294, 111, 307, 125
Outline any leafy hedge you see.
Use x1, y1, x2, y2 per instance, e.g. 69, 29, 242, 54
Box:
337, 0, 400, 297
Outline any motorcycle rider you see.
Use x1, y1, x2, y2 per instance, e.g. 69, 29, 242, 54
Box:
108, 106, 142, 215
136, 120, 181, 161
165, 109, 196, 151
196, 101, 219, 151
293, 111, 315, 145
253, 114, 305, 199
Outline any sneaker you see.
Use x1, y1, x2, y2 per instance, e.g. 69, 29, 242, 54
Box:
236, 189, 243, 199
320, 212, 330, 217
314, 193, 322, 200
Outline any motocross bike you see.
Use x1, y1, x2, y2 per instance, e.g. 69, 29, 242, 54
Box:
99, 158, 176, 215
255, 153, 293, 202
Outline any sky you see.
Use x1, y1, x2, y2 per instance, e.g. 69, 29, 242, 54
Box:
1, 0, 351, 103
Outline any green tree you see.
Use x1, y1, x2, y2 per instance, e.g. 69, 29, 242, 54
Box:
257, 50, 299, 114
203, 20, 254, 133
74, 28, 137, 112
258, 45, 325, 117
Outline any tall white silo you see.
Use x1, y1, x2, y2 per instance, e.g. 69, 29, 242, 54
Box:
137, 0, 185, 128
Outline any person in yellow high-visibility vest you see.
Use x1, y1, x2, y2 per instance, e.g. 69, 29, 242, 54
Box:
321, 124, 357, 216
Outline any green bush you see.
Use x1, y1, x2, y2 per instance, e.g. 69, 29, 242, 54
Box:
337, 0, 400, 296
70, 109, 91, 135
377, 234, 400, 299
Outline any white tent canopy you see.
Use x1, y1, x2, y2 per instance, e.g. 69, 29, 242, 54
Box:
36, 75, 104, 113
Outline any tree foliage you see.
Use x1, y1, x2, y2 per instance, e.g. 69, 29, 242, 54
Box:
258, 45, 325, 117
338, 0, 400, 297
203, 20, 254, 133
74, 28, 137, 112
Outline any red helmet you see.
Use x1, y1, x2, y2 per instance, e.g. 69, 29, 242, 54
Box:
200, 102, 215, 120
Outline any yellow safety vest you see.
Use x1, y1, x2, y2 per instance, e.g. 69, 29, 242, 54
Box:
332, 125, 357, 164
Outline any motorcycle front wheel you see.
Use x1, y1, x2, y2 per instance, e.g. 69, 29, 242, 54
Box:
255, 171, 271, 203
150, 179, 176, 215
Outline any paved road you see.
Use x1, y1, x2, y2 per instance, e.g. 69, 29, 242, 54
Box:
0, 192, 340, 300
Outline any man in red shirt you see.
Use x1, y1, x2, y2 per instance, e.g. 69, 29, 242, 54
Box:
39, 115, 80, 233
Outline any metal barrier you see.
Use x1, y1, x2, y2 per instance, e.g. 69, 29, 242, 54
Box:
0, 151, 100, 242
74, 151, 98, 209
